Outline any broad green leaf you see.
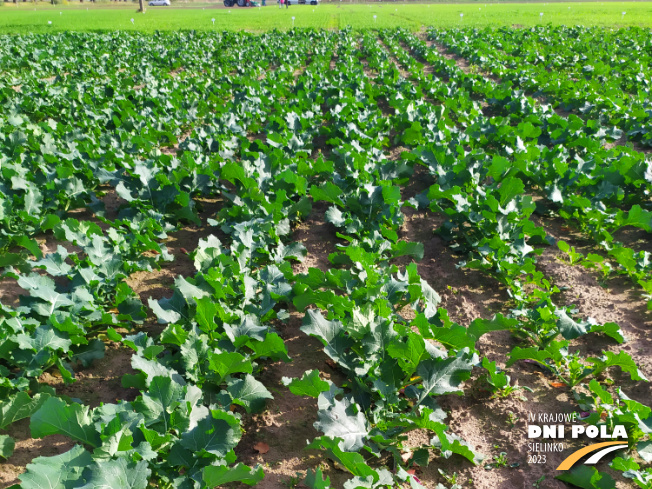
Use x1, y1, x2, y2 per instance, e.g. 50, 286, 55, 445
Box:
208, 351, 253, 381
416, 351, 475, 404
386, 333, 427, 377
467, 314, 518, 342
78, 459, 150, 489
19, 445, 92, 489
248, 332, 291, 362
310, 182, 344, 206
203, 463, 264, 487
497, 176, 524, 207
431, 425, 483, 465
180, 409, 241, 456
0, 435, 15, 459
134, 376, 185, 430
31, 397, 101, 448
0, 392, 50, 430
637, 440, 652, 463
282, 370, 330, 398
589, 322, 625, 344
304, 468, 332, 489
301, 310, 343, 344
306, 436, 377, 478
227, 375, 273, 413
556, 465, 616, 489
315, 398, 369, 452
556, 309, 588, 340
506, 347, 552, 368
588, 351, 647, 381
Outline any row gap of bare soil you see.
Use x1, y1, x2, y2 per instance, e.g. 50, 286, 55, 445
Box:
232, 47, 357, 488
357, 40, 568, 488
380, 38, 651, 489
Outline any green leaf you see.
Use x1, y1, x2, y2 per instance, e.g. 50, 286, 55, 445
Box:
282, 370, 330, 398
587, 350, 647, 381
506, 347, 552, 368
618, 205, 652, 232
78, 459, 150, 489
16, 235, 43, 259
587, 379, 613, 404
16, 325, 72, 354
134, 376, 185, 430
0, 392, 51, 430
174, 276, 210, 302
310, 182, 345, 206
467, 314, 518, 342
589, 322, 625, 344
203, 463, 264, 487
392, 241, 424, 261
556, 309, 588, 340
0, 435, 15, 459
19, 445, 92, 489
148, 297, 182, 324
304, 468, 332, 489
70, 339, 105, 368
208, 352, 253, 381
386, 333, 427, 377
315, 398, 369, 452
248, 332, 291, 362
227, 375, 273, 413
306, 436, 377, 478
416, 351, 475, 404
498, 176, 524, 207
637, 440, 652, 463
301, 310, 343, 345
556, 465, 616, 489
431, 425, 483, 465
30, 397, 101, 448
419, 279, 441, 318
180, 409, 241, 456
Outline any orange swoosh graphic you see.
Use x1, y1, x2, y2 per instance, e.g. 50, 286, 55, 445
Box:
556, 441, 626, 470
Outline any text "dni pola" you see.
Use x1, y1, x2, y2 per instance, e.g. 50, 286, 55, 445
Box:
528, 424, 627, 439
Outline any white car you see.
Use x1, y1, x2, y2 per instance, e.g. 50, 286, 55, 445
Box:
148, 0, 170, 5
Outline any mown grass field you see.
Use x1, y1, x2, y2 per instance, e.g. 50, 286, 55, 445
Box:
0, 1, 651, 32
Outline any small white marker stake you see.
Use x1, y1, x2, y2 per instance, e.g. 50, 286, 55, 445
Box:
539, 12, 543, 18
292, 15, 295, 26
130, 18, 134, 24
60, 12, 62, 15
211, 17, 215, 24
460, 12, 463, 20
48, 20, 52, 24
373, 14, 377, 23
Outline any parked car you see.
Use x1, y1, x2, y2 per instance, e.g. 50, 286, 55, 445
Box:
286, 0, 318, 4
148, 0, 170, 6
